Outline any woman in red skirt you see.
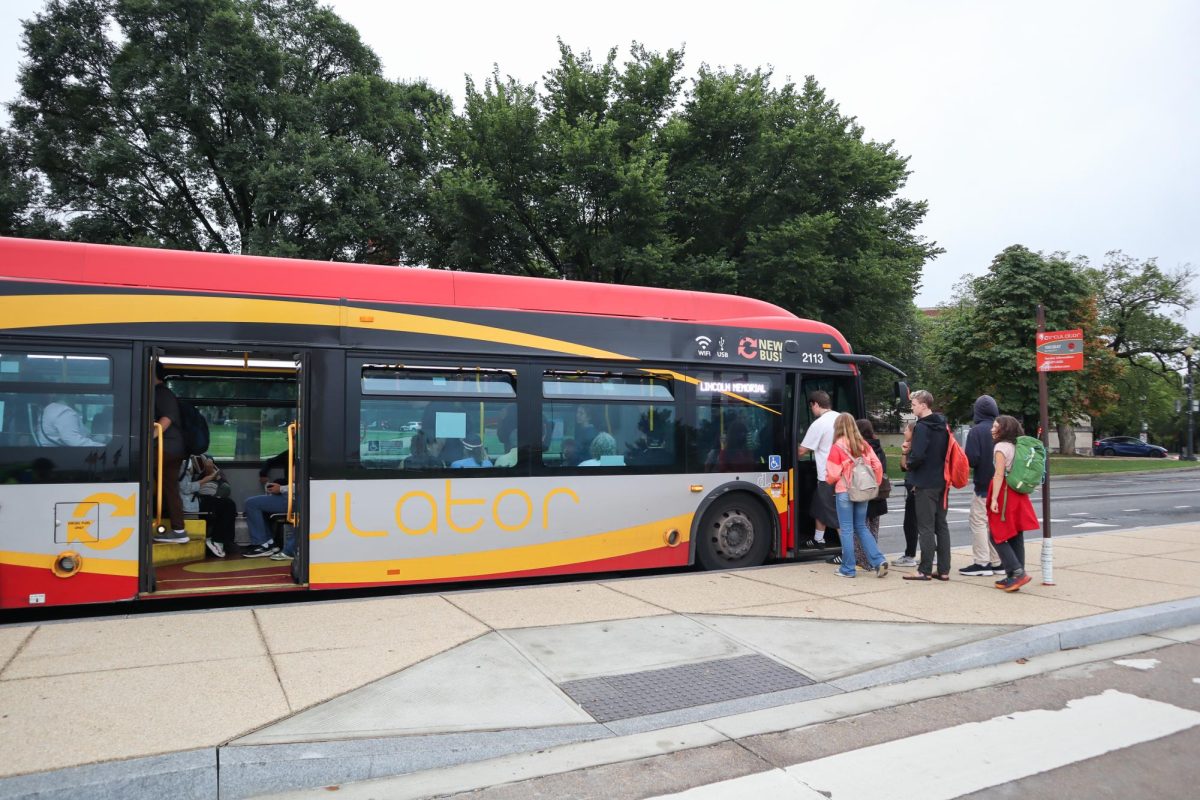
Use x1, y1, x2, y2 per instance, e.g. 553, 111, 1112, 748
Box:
987, 415, 1040, 591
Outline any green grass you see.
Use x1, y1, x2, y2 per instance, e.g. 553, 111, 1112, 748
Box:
882, 445, 1200, 480
1046, 455, 1200, 476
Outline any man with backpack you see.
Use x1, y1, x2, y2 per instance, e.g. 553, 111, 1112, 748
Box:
901, 390, 952, 581
961, 395, 1003, 576
151, 361, 189, 544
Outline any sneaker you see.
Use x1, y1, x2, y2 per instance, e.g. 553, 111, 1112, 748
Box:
989, 564, 1005, 574
835, 569, 856, 578
876, 561, 889, 578
270, 551, 294, 561
959, 563, 994, 577
825, 555, 843, 565
1004, 573, 1032, 592
804, 538, 827, 549
205, 540, 226, 558
153, 530, 189, 544
892, 555, 917, 567
242, 544, 278, 558
994, 575, 1013, 589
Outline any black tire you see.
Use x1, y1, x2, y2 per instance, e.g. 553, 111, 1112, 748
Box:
1102, 448, 1115, 457
695, 494, 772, 571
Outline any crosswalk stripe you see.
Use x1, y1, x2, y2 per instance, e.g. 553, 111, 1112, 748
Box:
647, 691, 1200, 800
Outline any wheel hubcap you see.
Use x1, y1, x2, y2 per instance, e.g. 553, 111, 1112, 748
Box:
713, 509, 754, 559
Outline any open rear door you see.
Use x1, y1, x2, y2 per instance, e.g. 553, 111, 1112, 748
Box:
290, 351, 309, 585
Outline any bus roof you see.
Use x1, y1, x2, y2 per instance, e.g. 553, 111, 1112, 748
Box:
0, 237, 847, 343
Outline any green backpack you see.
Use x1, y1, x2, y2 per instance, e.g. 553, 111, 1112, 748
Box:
1006, 435, 1046, 494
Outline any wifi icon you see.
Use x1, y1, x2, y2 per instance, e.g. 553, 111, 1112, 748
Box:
695, 336, 712, 348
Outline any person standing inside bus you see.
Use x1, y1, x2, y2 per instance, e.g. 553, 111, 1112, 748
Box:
573, 406, 599, 464
961, 394, 1003, 577
902, 390, 952, 581
151, 362, 189, 544
825, 413, 888, 578
797, 391, 838, 548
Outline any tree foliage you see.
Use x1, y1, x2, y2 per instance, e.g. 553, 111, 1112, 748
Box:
924, 245, 1125, 430
10, 0, 449, 259
1093, 251, 1196, 371
420, 41, 684, 282
1091, 357, 1186, 445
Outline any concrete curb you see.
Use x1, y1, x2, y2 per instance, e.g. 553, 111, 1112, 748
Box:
4, 595, 1199, 800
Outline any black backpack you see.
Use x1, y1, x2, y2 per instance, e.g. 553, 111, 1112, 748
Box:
177, 399, 210, 456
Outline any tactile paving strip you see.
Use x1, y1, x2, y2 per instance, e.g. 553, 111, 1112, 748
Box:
559, 654, 814, 722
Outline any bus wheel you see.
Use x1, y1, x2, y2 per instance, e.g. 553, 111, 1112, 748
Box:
696, 495, 771, 570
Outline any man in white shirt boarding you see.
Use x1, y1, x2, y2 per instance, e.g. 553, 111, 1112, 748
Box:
797, 391, 838, 547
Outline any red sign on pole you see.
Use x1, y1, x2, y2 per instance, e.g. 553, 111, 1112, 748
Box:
1036, 329, 1084, 371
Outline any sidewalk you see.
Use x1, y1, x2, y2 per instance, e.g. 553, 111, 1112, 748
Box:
1, 524, 1198, 799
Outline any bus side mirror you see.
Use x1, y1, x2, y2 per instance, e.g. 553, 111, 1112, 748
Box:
894, 381, 910, 407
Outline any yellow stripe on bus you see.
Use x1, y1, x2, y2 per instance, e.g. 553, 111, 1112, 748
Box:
311, 512, 694, 584
0, 294, 635, 361
0, 550, 138, 577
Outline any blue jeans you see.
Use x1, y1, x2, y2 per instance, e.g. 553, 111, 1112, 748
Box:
835, 491, 885, 575
245, 492, 288, 546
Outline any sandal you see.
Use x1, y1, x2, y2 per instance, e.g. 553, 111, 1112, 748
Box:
903, 573, 932, 581
933, 573, 950, 581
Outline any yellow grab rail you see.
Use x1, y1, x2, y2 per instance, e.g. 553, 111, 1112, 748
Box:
286, 422, 297, 525
153, 422, 163, 528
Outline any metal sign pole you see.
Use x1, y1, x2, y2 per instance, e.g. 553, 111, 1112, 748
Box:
1037, 304, 1055, 585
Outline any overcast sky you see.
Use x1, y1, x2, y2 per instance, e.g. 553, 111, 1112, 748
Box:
2, 0, 1197, 329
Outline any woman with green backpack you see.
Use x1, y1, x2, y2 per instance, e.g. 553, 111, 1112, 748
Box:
987, 415, 1041, 591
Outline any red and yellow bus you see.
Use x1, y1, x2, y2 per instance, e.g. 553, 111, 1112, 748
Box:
0, 237, 903, 609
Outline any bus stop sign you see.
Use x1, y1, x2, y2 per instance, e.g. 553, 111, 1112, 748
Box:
1036, 329, 1084, 371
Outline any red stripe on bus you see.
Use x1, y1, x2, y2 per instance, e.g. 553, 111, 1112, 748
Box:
0, 563, 137, 609
311, 544, 690, 590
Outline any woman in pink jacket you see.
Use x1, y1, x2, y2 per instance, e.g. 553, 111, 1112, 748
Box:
826, 413, 889, 578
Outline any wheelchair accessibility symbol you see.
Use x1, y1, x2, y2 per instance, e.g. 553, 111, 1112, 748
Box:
768, 455, 781, 471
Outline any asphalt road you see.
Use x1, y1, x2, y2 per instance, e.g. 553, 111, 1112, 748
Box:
871, 468, 1200, 557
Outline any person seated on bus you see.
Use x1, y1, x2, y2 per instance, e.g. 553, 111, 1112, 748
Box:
242, 480, 289, 558
578, 432, 621, 466
259, 450, 289, 486
405, 432, 443, 470
39, 397, 104, 447
179, 455, 237, 558
493, 424, 520, 467
450, 434, 492, 468
716, 420, 757, 471
89, 407, 113, 443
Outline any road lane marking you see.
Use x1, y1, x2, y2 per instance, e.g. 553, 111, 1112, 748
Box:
1073, 522, 1117, 528
1175, 505, 1192, 509
650, 691, 1200, 800
1123, 508, 1141, 512
1113, 659, 1160, 670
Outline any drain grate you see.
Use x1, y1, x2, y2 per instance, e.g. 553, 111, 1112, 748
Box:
559, 654, 813, 722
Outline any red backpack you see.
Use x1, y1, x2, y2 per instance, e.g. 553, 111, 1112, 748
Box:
944, 425, 970, 490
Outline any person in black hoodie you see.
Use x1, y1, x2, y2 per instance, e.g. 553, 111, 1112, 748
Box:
961, 395, 1003, 576
902, 390, 952, 580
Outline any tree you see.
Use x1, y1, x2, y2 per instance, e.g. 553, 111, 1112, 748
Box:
924, 245, 1124, 449
662, 70, 939, 383
1094, 251, 1196, 372
1091, 357, 1186, 447
420, 41, 684, 282
9, 0, 449, 260
0, 127, 61, 238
